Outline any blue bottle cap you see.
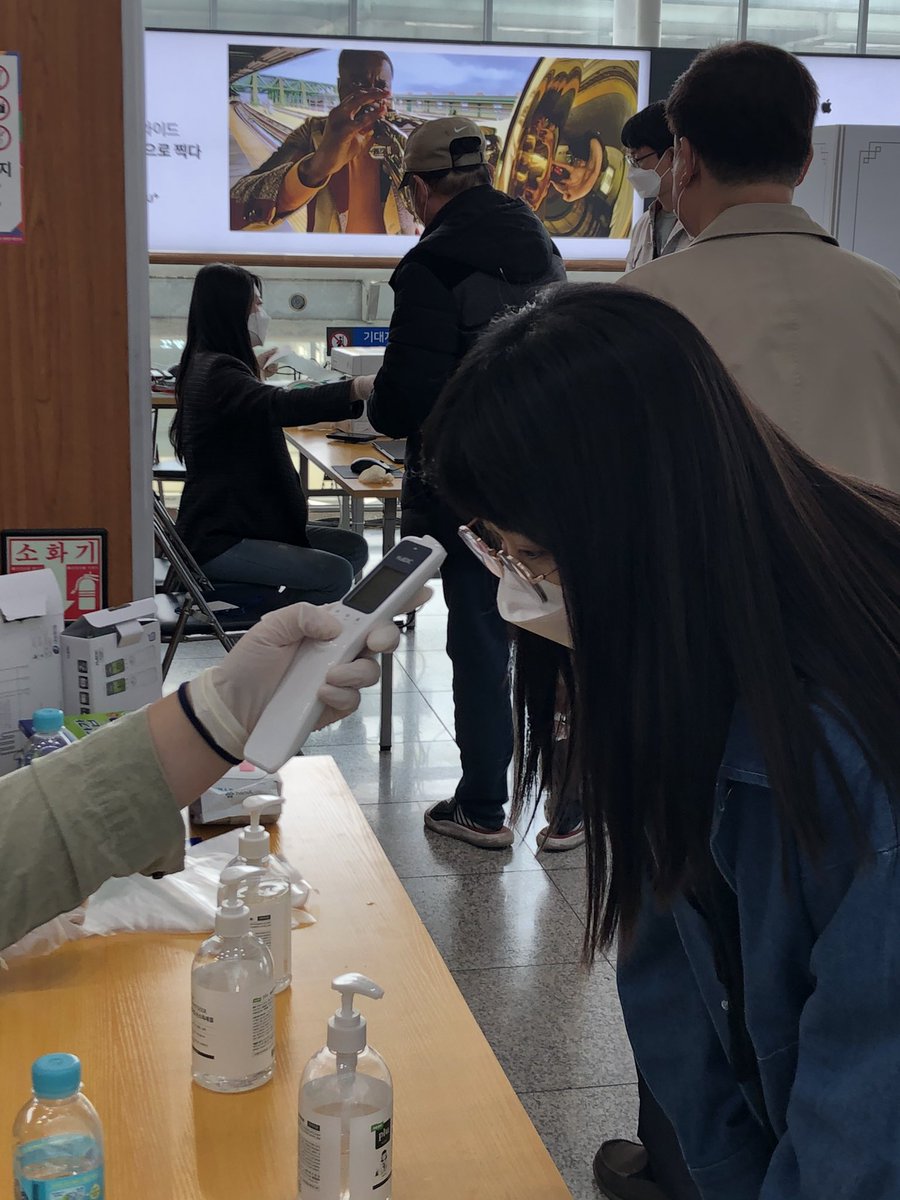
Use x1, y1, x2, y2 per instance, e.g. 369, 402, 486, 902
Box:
32, 708, 64, 735
32, 1053, 82, 1100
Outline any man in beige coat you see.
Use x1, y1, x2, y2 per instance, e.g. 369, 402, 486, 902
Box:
624, 42, 900, 495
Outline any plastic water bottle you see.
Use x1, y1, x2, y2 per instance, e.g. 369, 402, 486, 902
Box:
22, 709, 75, 765
13, 1053, 105, 1199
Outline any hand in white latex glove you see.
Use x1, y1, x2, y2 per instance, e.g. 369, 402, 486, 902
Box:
350, 374, 377, 405
188, 592, 430, 759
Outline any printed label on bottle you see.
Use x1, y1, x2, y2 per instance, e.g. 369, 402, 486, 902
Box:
349, 1089, 392, 1196
247, 895, 291, 982
15, 1136, 104, 1200
298, 1106, 341, 1197
191, 982, 274, 1080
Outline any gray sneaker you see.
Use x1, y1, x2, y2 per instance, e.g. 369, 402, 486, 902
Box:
424, 799, 514, 849
536, 822, 586, 852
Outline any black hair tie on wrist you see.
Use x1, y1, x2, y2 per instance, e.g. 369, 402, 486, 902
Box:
176, 681, 241, 766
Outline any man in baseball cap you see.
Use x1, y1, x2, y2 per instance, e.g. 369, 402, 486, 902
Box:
359, 114, 568, 852
398, 115, 488, 194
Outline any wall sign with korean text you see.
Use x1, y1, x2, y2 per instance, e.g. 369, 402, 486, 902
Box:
1, 530, 108, 621
0, 52, 23, 243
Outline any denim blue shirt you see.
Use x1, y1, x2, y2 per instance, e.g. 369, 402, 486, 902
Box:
617, 701, 900, 1199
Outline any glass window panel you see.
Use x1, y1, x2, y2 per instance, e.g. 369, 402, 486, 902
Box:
746, 0, 859, 53
216, 0, 350, 36
660, 0, 740, 47
357, 0, 484, 40
491, 0, 614, 45
866, 0, 900, 53
144, 0, 211, 29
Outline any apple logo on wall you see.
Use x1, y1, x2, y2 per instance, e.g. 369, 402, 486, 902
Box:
821, 100, 832, 113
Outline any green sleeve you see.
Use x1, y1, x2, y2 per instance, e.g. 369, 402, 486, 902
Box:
1, 709, 185, 950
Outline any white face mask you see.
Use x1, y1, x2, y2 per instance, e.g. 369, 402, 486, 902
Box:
627, 153, 672, 201
247, 305, 270, 348
496, 570, 573, 648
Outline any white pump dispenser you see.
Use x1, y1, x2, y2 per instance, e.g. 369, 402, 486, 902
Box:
191, 865, 275, 1093
222, 795, 294, 993
298, 974, 393, 1199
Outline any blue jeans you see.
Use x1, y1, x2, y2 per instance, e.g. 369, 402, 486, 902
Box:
201, 524, 369, 606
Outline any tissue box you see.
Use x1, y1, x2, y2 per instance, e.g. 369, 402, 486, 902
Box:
190, 761, 284, 826
62, 598, 162, 715
0, 568, 65, 775
331, 346, 385, 377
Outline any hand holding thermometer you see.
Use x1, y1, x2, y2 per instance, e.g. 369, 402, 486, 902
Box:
244, 536, 446, 772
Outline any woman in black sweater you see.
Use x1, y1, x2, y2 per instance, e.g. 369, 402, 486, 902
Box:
171, 264, 369, 604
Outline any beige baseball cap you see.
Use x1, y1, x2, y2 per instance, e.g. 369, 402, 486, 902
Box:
401, 116, 487, 182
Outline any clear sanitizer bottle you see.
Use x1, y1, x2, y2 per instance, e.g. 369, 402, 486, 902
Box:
22, 709, 75, 766
191, 864, 275, 1093
298, 974, 393, 1200
222, 795, 293, 994
13, 1053, 104, 1199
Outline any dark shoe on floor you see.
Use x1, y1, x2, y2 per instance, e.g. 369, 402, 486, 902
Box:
536, 821, 586, 852
424, 799, 514, 849
593, 1140, 671, 1200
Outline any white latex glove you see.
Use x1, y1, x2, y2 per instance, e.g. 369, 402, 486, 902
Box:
350, 374, 377, 404
188, 593, 429, 759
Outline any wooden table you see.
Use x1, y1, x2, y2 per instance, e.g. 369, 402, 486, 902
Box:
285, 425, 405, 751
0, 758, 570, 1200
283, 426, 403, 556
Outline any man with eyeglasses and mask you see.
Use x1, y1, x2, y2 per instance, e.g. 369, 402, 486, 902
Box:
621, 101, 690, 272
359, 116, 567, 850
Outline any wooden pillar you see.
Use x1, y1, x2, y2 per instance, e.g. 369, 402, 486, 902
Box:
0, 0, 151, 604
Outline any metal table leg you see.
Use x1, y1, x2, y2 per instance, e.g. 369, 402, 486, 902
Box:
379, 651, 393, 752
379, 497, 400, 752
382, 497, 398, 555
350, 497, 364, 535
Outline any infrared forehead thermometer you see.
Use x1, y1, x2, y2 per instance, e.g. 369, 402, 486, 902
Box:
244, 535, 446, 772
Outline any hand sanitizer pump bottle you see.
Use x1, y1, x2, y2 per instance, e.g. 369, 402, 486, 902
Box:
191, 865, 275, 1093
223, 796, 293, 993
298, 974, 393, 1199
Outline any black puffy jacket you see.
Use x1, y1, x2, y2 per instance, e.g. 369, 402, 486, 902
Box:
367, 184, 567, 544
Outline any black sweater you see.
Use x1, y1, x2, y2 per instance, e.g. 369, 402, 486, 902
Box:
367, 185, 566, 543
174, 352, 359, 565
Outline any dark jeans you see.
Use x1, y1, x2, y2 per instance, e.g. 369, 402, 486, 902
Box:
440, 546, 513, 828
201, 524, 369, 606
638, 1070, 700, 1200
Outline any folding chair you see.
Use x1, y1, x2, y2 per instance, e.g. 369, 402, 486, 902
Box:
152, 493, 237, 677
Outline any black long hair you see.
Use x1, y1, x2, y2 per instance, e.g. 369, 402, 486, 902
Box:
426, 284, 900, 957
170, 263, 261, 459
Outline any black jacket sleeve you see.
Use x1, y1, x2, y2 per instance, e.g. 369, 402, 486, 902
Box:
212, 362, 360, 428
367, 260, 460, 439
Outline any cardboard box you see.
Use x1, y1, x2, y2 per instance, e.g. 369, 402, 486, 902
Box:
62, 598, 162, 715
330, 346, 385, 377
189, 761, 284, 826
0, 568, 65, 775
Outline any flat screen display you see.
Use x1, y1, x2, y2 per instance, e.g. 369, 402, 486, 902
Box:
144, 31, 650, 260
344, 564, 408, 614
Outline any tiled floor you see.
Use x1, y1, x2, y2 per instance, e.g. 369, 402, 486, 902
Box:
164, 531, 637, 1199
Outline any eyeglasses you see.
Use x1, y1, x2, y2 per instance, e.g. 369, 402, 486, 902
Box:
458, 521, 556, 601
625, 149, 658, 170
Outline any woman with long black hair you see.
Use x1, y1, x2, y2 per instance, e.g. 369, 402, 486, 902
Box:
171, 263, 369, 604
426, 284, 900, 1200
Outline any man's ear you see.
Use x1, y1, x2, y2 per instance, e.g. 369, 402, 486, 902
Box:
678, 136, 699, 184
796, 145, 814, 187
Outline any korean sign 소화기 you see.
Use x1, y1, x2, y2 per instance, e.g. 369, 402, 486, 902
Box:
0, 53, 23, 243
1, 530, 108, 621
